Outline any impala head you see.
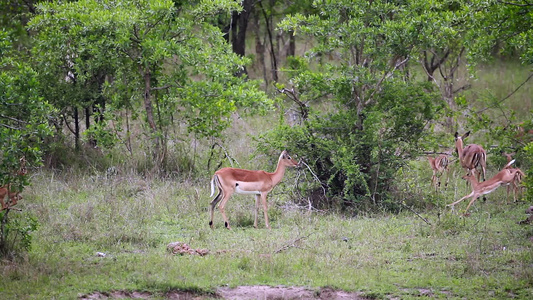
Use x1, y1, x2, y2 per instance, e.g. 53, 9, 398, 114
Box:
461, 173, 476, 182
280, 150, 300, 167
501, 151, 515, 163
454, 131, 470, 153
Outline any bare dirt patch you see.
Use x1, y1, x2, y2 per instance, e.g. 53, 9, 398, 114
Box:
79, 286, 367, 299
216, 286, 366, 299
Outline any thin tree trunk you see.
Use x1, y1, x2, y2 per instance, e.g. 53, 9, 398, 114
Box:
74, 106, 80, 150
230, 0, 254, 76
259, 1, 278, 82
253, 12, 268, 84
287, 31, 295, 58
85, 106, 97, 147
142, 66, 161, 168
143, 69, 157, 132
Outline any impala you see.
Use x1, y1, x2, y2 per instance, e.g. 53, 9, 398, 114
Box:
0, 157, 27, 210
447, 159, 519, 215
427, 154, 450, 191
209, 150, 299, 229
0, 187, 23, 210
501, 152, 526, 202
454, 131, 486, 182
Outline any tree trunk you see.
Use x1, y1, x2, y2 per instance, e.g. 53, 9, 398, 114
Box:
74, 106, 80, 151
253, 11, 268, 84
143, 68, 157, 132
258, 0, 278, 82
287, 31, 295, 58
85, 106, 97, 147
230, 0, 254, 76
142, 66, 161, 166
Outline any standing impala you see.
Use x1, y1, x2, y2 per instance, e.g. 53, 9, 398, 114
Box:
454, 131, 487, 182
428, 154, 450, 191
209, 150, 299, 229
501, 152, 526, 202
447, 159, 519, 215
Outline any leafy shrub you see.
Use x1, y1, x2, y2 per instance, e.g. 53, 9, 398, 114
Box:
0, 210, 39, 259
257, 80, 441, 212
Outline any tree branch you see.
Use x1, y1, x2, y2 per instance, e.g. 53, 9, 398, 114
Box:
365, 56, 410, 106
497, 0, 533, 6
278, 87, 309, 120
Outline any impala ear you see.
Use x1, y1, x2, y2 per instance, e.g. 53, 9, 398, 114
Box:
454, 132, 459, 139
463, 131, 470, 139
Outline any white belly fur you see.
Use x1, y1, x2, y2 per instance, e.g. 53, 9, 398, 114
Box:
235, 185, 261, 195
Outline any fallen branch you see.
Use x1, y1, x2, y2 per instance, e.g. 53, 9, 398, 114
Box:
399, 201, 432, 226
275, 233, 313, 254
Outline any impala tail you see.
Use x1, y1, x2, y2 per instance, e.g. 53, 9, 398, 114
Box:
504, 159, 515, 169
210, 175, 216, 197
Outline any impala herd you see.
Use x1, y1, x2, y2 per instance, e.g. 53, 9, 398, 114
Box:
433, 131, 526, 215
0, 132, 528, 228
208, 131, 528, 229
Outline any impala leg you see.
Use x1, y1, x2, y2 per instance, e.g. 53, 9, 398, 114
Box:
254, 194, 260, 228
474, 169, 488, 201
209, 190, 223, 229
218, 193, 233, 230
514, 182, 520, 202
260, 193, 270, 229
506, 184, 511, 204
10, 192, 20, 206
464, 195, 480, 215
447, 192, 474, 208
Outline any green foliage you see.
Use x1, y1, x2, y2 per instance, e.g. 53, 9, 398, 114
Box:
466, 0, 533, 65
0, 29, 54, 187
28, 0, 271, 164
523, 141, 533, 201
263, 1, 445, 211
0, 211, 39, 259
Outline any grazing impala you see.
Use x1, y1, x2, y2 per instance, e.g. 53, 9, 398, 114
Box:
209, 150, 299, 229
501, 152, 526, 202
428, 153, 450, 191
0, 157, 27, 210
447, 159, 519, 215
454, 131, 486, 182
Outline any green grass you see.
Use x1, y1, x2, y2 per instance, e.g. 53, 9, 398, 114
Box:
1, 61, 532, 299
1, 165, 532, 299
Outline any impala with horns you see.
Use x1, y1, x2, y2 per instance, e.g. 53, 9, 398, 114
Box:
454, 131, 486, 182
209, 150, 299, 229
427, 153, 450, 191
447, 159, 519, 215
501, 152, 526, 203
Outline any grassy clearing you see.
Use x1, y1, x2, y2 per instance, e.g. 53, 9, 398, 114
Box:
1, 163, 532, 299
1, 62, 532, 299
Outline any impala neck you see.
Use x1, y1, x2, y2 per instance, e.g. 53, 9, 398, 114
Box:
466, 176, 479, 189
269, 156, 288, 186
428, 156, 437, 169
455, 138, 464, 160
